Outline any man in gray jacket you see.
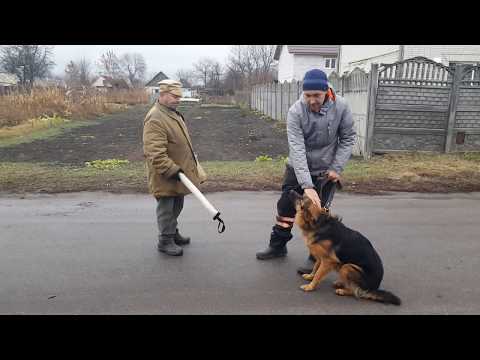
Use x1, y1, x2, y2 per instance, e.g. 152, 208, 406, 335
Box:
256, 69, 356, 274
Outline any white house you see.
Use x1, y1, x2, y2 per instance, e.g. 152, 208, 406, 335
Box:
273, 45, 340, 82
144, 71, 169, 96
339, 45, 480, 74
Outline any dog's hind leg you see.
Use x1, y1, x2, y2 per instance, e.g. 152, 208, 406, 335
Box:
335, 264, 364, 297
335, 287, 354, 297
332, 280, 345, 289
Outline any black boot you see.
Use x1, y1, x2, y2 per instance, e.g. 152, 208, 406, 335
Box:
158, 235, 183, 256
174, 229, 190, 246
297, 254, 316, 274
256, 226, 292, 260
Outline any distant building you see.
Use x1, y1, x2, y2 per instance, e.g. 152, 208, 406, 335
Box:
274, 45, 340, 82
92, 76, 130, 91
144, 71, 169, 95
0, 72, 18, 94
180, 84, 199, 98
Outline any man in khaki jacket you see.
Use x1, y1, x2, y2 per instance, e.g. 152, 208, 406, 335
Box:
143, 80, 206, 256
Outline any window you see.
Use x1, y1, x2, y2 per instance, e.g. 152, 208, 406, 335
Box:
325, 58, 337, 69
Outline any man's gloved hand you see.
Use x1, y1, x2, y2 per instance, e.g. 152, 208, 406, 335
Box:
326, 170, 340, 183
171, 169, 184, 181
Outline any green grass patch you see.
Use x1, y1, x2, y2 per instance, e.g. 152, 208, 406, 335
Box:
85, 159, 130, 170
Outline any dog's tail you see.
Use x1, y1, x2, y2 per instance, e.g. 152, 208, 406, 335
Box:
354, 288, 401, 306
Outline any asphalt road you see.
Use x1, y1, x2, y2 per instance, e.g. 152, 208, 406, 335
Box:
1, 191, 479, 314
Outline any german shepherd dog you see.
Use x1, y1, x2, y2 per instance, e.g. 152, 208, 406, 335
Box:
289, 190, 401, 305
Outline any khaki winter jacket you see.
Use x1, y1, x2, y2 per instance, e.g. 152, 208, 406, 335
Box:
143, 102, 206, 197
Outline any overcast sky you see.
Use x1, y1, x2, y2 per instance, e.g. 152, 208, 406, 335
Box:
52, 45, 232, 80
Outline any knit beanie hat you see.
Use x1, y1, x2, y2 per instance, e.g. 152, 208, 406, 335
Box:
302, 69, 329, 91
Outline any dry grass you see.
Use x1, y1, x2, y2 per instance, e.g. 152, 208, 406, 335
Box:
346, 153, 480, 180
104, 89, 149, 105
200, 104, 238, 108
0, 87, 148, 128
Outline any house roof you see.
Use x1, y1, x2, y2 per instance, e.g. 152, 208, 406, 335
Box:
92, 76, 112, 88
274, 45, 340, 60
0, 72, 18, 86
109, 77, 130, 89
145, 71, 169, 87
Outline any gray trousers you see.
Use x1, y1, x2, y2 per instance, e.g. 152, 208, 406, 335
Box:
156, 196, 184, 238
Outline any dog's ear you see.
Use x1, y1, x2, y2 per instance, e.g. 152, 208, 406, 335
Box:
289, 190, 303, 206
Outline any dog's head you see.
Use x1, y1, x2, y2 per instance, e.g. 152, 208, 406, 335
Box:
288, 190, 329, 230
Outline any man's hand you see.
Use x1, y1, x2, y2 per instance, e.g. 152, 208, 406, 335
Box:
326, 170, 340, 183
171, 169, 184, 181
304, 188, 322, 209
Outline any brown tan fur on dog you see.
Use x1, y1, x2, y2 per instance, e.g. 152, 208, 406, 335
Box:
294, 197, 342, 292
293, 194, 401, 305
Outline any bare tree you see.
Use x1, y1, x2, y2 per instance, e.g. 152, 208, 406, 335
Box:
65, 58, 92, 87
64, 60, 81, 88
208, 61, 223, 94
225, 45, 276, 90
0, 45, 55, 90
78, 58, 92, 86
175, 68, 195, 88
256, 45, 276, 83
65, 58, 92, 88
96, 50, 123, 79
193, 58, 216, 88
226, 45, 249, 89
120, 53, 147, 88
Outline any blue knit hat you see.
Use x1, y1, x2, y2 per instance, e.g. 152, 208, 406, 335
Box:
303, 69, 329, 91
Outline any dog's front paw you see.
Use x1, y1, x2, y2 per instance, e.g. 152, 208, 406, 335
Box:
300, 284, 315, 292
302, 274, 314, 281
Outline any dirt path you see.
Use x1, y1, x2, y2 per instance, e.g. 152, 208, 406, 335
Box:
0, 104, 288, 165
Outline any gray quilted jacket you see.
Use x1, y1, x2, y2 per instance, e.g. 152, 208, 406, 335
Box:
286, 91, 356, 189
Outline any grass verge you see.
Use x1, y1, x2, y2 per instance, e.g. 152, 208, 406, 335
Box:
1, 153, 479, 194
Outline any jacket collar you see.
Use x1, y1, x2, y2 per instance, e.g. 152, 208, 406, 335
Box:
155, 101, 181, 119
155, 101, 195, 153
